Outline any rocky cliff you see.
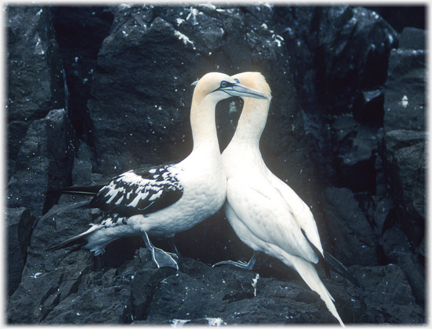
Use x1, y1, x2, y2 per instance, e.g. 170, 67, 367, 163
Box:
7, 4, 425, 324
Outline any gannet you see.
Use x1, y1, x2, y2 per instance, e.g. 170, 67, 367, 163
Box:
215, 72, 344, 325
49, 72, 268, 270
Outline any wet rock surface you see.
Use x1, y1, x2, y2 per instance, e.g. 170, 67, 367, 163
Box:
7, 4, 425, 324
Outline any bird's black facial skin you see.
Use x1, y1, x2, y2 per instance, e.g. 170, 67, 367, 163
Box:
212, 80, 236, 94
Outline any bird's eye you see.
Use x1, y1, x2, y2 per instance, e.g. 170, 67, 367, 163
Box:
220, 81, 228, 88
234, 78, 240, 83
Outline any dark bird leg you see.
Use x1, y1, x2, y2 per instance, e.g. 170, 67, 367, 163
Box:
142, 232, 179, 270
168, 237, 181, 257
212, 251, 259, 270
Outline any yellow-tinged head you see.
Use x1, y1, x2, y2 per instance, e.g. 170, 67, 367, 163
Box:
192, 72, 268, 104
230, 72, 272, 101
189, 72, 268, 149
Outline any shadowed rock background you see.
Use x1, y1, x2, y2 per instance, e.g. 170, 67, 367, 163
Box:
7, 4, 426, 324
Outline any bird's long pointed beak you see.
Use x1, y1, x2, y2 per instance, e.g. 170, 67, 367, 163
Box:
229, 84, 268, 100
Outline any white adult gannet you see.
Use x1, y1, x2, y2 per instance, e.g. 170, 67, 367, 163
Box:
215, 72, 344, 325
49, 72, 268, 270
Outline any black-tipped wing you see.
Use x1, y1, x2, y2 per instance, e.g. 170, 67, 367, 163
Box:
90, 165, 183, 217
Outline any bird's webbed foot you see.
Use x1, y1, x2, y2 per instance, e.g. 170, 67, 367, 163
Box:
142, 232, 179, 270
212, 252, 258, 270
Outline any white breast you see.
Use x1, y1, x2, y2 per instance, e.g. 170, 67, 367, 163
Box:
128, 147, 226, 236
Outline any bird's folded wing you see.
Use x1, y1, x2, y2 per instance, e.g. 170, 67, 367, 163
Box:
226, 178, 319, 264
90, 165, 183, 217
266, 170, 324, 256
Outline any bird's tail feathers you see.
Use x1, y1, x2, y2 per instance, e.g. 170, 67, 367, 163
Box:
291, 257, 345, 326
324, 251, 361, 287
46, 185, 103, 196
300, 228, 331, 278
302, 228, 360, 288
47, 224, 101, 252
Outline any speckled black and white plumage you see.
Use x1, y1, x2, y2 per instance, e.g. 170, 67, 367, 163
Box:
91, 165, 184, 219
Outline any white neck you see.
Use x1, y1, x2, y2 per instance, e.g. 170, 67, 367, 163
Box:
230, 97, 269, 148
189, 95, 220, 152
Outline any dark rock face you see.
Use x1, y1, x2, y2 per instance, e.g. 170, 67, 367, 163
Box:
277, 6, 398, 117
52, 6, 113, 140
7, 6, 66, 178
7, 207, 36, 296
7, 4, 425, 324
323, 187, 379, 267
364, 6, 426, 33
378, 27, 426, 308
7, 109, 75, 217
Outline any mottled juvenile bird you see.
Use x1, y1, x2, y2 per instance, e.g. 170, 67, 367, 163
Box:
215, 72, 344, 325
49, 72, 268, 270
